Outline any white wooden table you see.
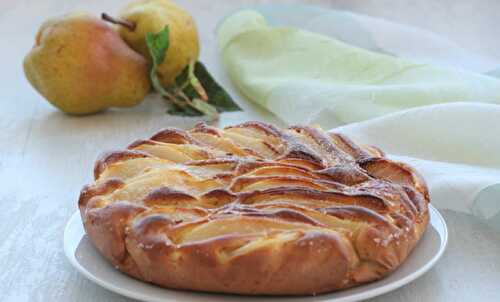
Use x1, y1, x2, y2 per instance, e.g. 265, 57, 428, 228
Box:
1, 0, 500, 301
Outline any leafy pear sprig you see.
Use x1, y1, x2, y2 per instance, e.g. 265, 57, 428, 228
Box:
145, 26, 241, 120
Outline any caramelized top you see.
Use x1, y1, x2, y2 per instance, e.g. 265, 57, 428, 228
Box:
80, 121, 429, 266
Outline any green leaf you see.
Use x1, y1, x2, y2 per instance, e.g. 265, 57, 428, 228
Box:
188, 98, 219, 119
166, 102, 203, 116
145, 26, 199, 117
145, 26, 239, 119
145, 26, 170, 67
176, 62, 242, 112
146, 26, 172, 97
187, 61, 208, 101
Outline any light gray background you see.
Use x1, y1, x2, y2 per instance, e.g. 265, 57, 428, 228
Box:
1, 0, 499, 301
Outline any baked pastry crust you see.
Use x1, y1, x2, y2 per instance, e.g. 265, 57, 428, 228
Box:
78, 122, 429, 295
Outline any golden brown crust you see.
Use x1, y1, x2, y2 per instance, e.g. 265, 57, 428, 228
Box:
78, 122, 430, 295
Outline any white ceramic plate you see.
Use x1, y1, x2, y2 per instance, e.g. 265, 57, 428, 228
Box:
64, 205, 447, 302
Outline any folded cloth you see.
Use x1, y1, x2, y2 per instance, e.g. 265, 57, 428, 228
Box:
218, 8, 500, 129
336, 102, 500, 231
217, 6, 500, 230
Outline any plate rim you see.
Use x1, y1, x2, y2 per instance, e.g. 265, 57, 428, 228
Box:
64, 205, 448, 302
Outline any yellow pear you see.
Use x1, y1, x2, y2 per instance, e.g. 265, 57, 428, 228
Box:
111, 0, 199, 86
23, 12, 151, 115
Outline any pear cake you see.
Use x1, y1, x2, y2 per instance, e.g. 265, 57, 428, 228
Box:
78, 121, 430, 295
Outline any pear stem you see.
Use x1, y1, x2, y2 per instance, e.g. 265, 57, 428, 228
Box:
101, 13, 136, 31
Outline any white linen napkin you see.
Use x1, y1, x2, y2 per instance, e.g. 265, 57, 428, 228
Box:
217, 5, 500, 230
336, 102, 500, 230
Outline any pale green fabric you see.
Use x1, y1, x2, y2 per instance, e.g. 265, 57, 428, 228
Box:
218, 10, 500, 129
334, 102, 500, 231
217, 8, 500, 231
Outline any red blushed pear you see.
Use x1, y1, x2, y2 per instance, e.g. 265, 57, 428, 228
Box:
23, 12, 151, 115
